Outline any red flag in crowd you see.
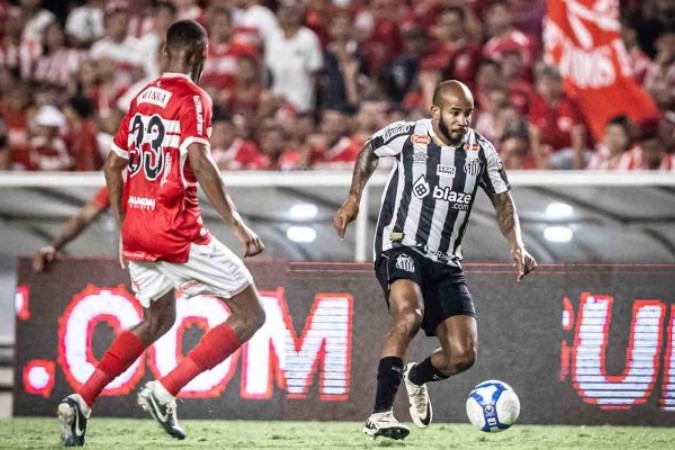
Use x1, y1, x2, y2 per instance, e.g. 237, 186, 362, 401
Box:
544, 0, 658, 140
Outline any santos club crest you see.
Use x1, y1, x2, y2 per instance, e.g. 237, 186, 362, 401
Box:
464, 160, 483, 176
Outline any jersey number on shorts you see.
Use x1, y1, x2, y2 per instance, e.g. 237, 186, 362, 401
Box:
129, 114, 166, 181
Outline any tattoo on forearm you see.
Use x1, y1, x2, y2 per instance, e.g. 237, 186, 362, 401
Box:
349, 142, 378, 198
494, 193, 516, 237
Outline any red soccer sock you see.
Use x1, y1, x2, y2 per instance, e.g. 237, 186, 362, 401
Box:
78, 331, 145, 408
160, 322, 240, 396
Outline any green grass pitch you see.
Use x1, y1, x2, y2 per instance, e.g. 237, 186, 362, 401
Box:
1, 419, 674, 449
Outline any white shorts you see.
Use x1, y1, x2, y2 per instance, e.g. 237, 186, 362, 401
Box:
128, 239, 253, 308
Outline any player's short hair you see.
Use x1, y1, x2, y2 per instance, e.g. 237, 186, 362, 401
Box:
166, 20, 207, 51
432, 80, 472, 107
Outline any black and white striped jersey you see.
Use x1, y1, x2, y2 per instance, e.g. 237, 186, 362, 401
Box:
371, 118, 510, 266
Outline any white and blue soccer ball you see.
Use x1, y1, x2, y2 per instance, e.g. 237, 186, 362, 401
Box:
466, 380, 520, 432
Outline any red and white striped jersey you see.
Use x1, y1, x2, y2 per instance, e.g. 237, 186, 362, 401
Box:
32, 49, 85, 87
111, 73, 213, 263
0, 38, 40, 79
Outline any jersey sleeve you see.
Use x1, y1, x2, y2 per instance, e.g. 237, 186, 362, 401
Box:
478, 140, 511, 196
369, 121, 414, 157
178, 91, 213, 155
110, 110, 133, 159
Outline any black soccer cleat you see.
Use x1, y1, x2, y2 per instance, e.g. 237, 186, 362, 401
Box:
57, 394, 89, 447
362, 411, 410, 441
137, 381, 186, 440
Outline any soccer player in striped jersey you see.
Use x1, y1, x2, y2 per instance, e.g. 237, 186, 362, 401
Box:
334, 80, 537, 440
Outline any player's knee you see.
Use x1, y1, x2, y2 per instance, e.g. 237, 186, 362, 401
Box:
391, 310, 422, 338
241, 302, 266, 337
451, 346, 477, 373
250, 302, 266, 332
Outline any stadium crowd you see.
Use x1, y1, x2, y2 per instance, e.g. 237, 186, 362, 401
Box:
0, 0, 672, 172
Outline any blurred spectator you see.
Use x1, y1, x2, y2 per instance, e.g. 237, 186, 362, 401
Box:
1, 80, 34, 170
475, 84, 519, 145
65, 0, 105, 48
28, 105, 71, 171
0, 113, 8, 170
202, 6, 258, 105
619, 118, 672, 170
0, 6, 39, 79
319, 11, 369, 113
354, 0, 407, 76
90, 4, 144, 87
137, 1, 176, 79
226, 53, 265, 123
509, 0, 547, 38
586, 115, 634, 170
20, 0, 55, 48
210, 109, 266, 170
659, 111, 675, 154
499, 47, 534, 114
643, 31, 675, 113
529, 64, 587, 169
633, 0, 674, 58
64, 96, 102, 171
265, 1, 323, 113
310, 108, 360, 169
256, 120, 300, 170
352, 99, 388, 142
378, 25, 426, 106
483, 0, 538, 70
32, 22, 85, 88
620, 17, 651, 83
232, 0, 280, 47
172, 0, 203, 22
500, 120, 536, 170
422, 7, 481, 89
126, 0, 156, 38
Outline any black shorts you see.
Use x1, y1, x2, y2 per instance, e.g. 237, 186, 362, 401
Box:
375, 247, 476, 336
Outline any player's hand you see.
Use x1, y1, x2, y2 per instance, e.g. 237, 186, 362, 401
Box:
233, 221, 264, 257
333, 196, 360, 239
511, 246, 537, 282
118, 238, 127, 270
32, 246, 59, 272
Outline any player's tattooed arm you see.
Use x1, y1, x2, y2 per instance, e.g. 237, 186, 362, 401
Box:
491, 191, 538, 281
333, 140, 379, 238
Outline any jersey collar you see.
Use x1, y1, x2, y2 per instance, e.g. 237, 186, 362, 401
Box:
160, 72, 195, 84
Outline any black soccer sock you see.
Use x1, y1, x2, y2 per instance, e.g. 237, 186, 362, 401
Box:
373, 356, 404, 413
409, 356, 449, 385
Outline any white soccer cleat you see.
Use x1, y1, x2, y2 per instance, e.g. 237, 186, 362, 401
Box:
57, 393, 90, 447
137, 381, 186, 440
362, 411, 410, 440
403, 362, 433, 428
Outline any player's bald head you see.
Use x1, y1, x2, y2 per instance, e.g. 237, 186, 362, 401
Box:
166, 19, 207, 55
432, 80, 474, 109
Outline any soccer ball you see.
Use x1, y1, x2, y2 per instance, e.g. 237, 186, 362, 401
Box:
466, 380, 520, 432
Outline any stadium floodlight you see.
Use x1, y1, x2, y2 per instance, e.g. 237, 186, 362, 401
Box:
544, 226, 573, 243
545, 202, 573, 218
289, 203, 318, 220
286, 226, 317, 243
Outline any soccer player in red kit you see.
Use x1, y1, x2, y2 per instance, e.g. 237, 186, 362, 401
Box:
56, 20, 266, 447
